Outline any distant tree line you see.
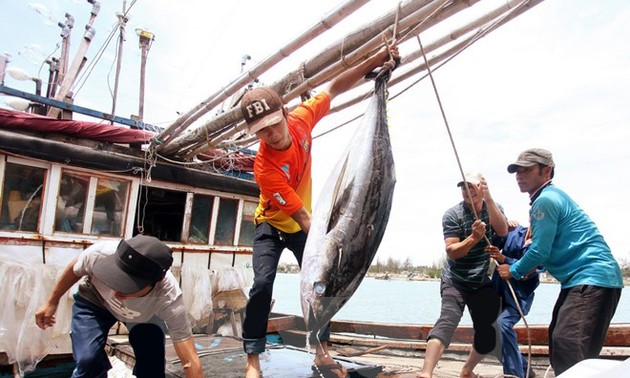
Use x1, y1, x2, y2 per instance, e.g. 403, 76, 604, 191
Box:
275, 257, 446, 279
368, 256, 630, 279
619, 257, 630, 278
367, 256, 444, 279
371, 256, 630, 279
278, 256, 630, 279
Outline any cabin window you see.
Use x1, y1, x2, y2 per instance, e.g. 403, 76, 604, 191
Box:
91, 178, 129, 236
189, 194, 214, 244
135, 186, 186, 242
55, 173, 129, 237
55, 172, 89, 233
238, 200, 257, 246
214, 198, 238, 245
0, 163, 46, 232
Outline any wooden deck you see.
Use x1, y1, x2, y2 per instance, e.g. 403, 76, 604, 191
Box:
107, 334, 384, 378
6, 314, 630, 377
265, 314, 630, 377
102, 332, 558, 378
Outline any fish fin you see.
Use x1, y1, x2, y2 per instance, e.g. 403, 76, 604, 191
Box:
326, 154, 349, 233
337, 246, 343, 270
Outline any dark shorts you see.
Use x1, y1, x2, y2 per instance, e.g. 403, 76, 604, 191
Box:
428, 278, 500, 354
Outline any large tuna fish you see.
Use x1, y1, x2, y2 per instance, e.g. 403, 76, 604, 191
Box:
300, 71, 396, 335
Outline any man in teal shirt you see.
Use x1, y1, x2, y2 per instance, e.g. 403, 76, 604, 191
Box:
498, 148, 623, 375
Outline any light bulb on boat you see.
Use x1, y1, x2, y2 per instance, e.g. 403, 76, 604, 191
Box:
4, 97, 31, 111
6, 67, 33, 81
135, 27, 154, 41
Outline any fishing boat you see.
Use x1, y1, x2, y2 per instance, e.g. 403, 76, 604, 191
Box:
1, 2, 261, 373
0, 103, 261, 373
1, 0, 628, 376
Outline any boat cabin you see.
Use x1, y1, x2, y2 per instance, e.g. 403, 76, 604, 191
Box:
0, 105, 259, 368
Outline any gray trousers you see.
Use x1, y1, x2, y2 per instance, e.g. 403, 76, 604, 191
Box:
428, 278, 500, 354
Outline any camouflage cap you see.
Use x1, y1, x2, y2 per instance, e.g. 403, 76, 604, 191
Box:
507, 148, 555, 173
457, 172, 484, 187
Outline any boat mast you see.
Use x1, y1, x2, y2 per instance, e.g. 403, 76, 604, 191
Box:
110, 1, 128, 124
136, 27, 154, 121
47, 0, 101, 119
53, 13, 74, 98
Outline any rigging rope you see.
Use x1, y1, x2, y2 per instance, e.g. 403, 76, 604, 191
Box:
415, 15, 534, 378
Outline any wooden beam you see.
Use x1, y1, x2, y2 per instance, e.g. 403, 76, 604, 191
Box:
267, 315, 297, 333
329, 320, 630, 347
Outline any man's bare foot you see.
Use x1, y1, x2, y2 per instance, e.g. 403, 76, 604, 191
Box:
459, 371, 480, 378
313, 352, 337, 367
245, 353, 261, 378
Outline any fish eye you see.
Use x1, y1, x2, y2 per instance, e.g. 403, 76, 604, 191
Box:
314, 282, 326, 296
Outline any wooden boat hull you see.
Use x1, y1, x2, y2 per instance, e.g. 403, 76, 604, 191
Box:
267, 313, 630, 359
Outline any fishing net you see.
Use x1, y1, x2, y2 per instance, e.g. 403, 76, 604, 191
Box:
214, 267, 251, 293
0, 258, 52, 375
180, 262, 213, 326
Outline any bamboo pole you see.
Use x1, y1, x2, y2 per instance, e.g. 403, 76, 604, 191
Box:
157, 0, 442, 157
278, 0, 460, 101
271, 0, 437, 97
159, 0, 546, 160
329, 0, 545, 115
159, 0, 458, 156
153, 0, 372, 151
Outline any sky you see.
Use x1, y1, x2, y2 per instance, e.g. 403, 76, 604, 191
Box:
2, 0, 629, 267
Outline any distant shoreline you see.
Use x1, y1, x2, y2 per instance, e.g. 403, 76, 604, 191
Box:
366, 271, 563, 284
278, 269, 630, 286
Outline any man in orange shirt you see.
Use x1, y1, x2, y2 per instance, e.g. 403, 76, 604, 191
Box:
240, 43, 398, 378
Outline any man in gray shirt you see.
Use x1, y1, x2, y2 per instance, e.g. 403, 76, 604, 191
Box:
420, 172, 508, 378
35, 234, 203, 378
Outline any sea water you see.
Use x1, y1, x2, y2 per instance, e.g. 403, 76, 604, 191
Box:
272, 273, 630, 325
